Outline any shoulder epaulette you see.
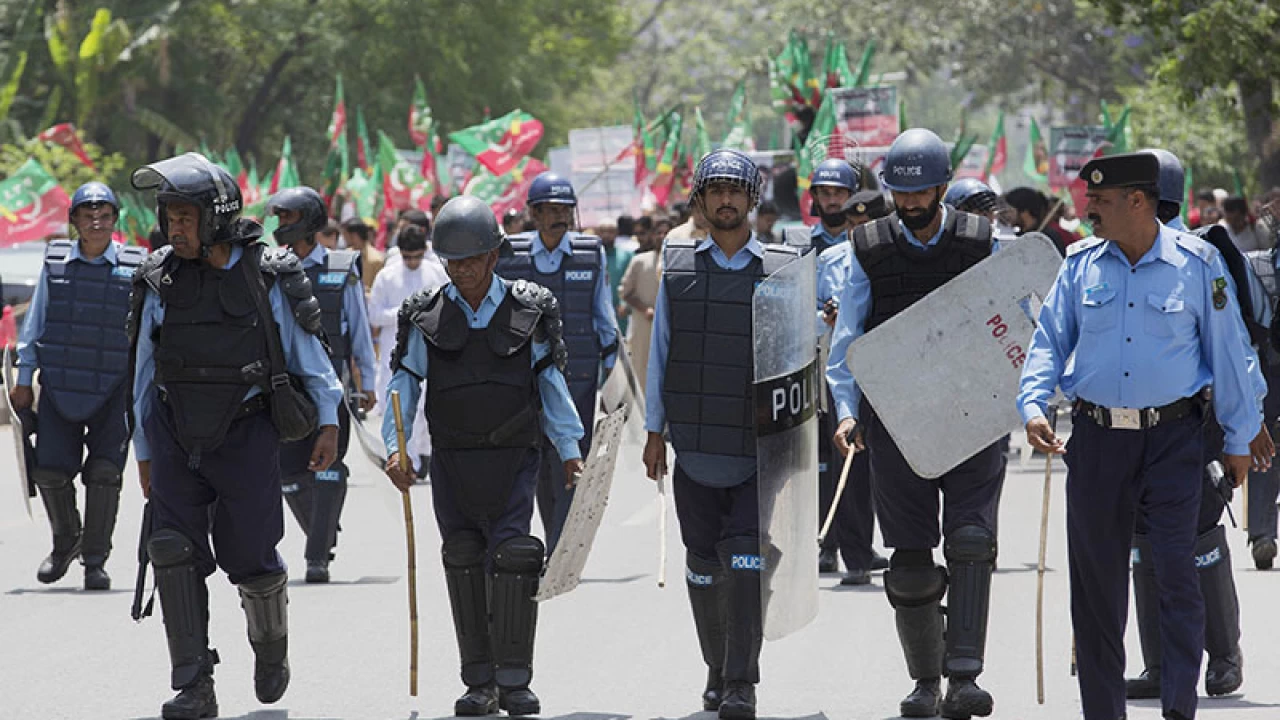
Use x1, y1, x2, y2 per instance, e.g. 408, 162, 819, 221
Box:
1066, 236, 1105, 258
1182, 228, 1223, 266
44, 239, 74, 263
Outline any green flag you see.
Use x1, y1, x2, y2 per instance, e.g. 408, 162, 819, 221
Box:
355, 105, 373, 172
650, 110, 684, 206
268, 135, 300, 194
448, 109, 545, 176
0, 158, 71, 246
851, 40, 876, 88
693, 107, 712, 162
322, 75, 349, 208
898, 98, 908, 133
1023, 116, 1048, 184
722, 79, 755, 151
1182, 164, 1193, 226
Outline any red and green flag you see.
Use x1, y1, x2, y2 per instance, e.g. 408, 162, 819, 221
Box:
36, 123, 96, 170
1182, 164, 1194, 226
377, 130, 434, 215
345, 168, 379, 223
355, 105, 373, 173
268, 135, 300, 195
722, 80, 755, 152
770, 31, 814, 113
448, 109, 544, 177
117, 193, 158, 247
982, 110, 1006, 181
649, 110, 684, 207
464, 156, 548, 218
822, 34, 854, 89
1023, 116, 1049, 184
631, 101, 650, 186
693, 107, 713, 162
0, 159, 71, 247
796, 92, 838, 224
1101, 102, 1131, 155
408, 75, 443, 197
322, 75, 349, 210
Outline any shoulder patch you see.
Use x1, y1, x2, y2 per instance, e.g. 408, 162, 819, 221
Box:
1212, 276, 1229, 310
1066, 236, 1105, 258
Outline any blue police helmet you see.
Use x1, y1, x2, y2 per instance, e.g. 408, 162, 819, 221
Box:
69, 181, 119, 220
880, 128, 952, 193
810, 158, 860, 194
1140, 148, 1185, 206
943, 178, 999, 214
691, 149, 761, 206
527, 172, 577, 207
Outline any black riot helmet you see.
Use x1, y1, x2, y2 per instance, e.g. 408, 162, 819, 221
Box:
131, 152, 244, 246
266, 186, 328, 247
432, 195, 513, 261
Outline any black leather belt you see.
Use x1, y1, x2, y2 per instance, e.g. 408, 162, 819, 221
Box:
1074, 395, 1202, 430
157, 389, 269, 419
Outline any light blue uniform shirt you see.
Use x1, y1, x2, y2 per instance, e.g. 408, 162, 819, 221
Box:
382, 275, 585, 462
531, 231, 618, 369
299, 244, 378, 392
131, 244, 344, 462
1017, 223, 1262, 455
811, 224, 846, 335
646, 234, 765, 486
16, 240, 126, 385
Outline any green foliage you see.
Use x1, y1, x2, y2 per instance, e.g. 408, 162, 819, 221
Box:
0, 138, 127, 196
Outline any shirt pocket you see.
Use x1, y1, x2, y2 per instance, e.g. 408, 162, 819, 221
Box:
1080, 285, 1118, 333
1144, 292, 1190, 338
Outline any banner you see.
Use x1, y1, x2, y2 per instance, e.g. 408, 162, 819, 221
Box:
0, 159, 71, 247
1047, 125, 1108, 189
830, 85, 899, 148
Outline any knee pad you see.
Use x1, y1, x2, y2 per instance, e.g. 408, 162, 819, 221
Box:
314, 463, 348, 486
32, 467, 74, 490
1195, 524, 1229, 570
443, 530, 488, 569
494, 536, 545, 574
885, 550, 947, 609
716, 536, 765, 574
944, 525, 996, 564
82, 459, 123, 487
149, 529, 196, 569
686, 551, 721, 588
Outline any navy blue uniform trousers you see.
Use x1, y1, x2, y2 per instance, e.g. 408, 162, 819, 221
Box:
145, 400, 286, 584
432, 447, 541, 557
818, 390, 875, 570
1066, 409, 1204, 720
672, 463, 759, 564
278, 398, 350, 479
1247, 362, 1280, 542
536, 380, 595, 551
36, 386, 129, 474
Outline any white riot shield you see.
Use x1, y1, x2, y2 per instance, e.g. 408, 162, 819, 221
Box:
847, 232, 1062, 478
536, 401, 630, 601
753, 252, 820, 641
3, 352, 34, 516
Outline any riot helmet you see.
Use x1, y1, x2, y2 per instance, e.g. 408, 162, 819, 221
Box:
944, 178, 999, 214
810, 158, 860, 194
433, 195, 513, 260
1140, 148, 1185, 206
131, 152, 243, 246
527, 172, 577, 207
266, 186, 328, 247
69, 181, 119, 221
691, 149, 761, 207
880, 128, 952, 192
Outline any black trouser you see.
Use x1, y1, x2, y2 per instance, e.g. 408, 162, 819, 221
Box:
817, 397, 875, 570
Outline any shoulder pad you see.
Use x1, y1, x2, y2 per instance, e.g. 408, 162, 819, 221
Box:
510, 279, 561, 318
569, 234, 601, 252
327, 249, 360, 279
1066, 236, 1105, 259
852, 216, 896, 254
260, 247, 322, 335
510, 280, 567, 371
116, 244, 149, 268
391, 286, 447, 374
1175, 231, 1219, 265
136, 246, 174, 292
44, 239, 74, 263
762, 243, 801, 274
952, 211, 993, 244
781, 227, 812, 251
259, 245, 304, 274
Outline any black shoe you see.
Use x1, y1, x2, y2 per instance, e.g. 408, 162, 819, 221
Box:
840, 568, 871, 586
305, 563, 330, 584
161, 674, 218, 720
940, 676, 993, 719
83, 563, 111, 591
1252, 538, 1275, 570
37, 537, 81, 584
819, 548, 839, 574
1125, 668, 1160, 699
702, 666, 725, 711
718, 681, 756, 720
871, 552, 889, 571
455, 684, 500, 716
499, 687, 541, 717
900, 678, 942, 718
1206, 649, 1242, 696
252, 640, 290, 704
1164, 711, 1191, 720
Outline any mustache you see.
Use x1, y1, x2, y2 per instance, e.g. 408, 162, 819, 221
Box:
1087, 214, 1102, 225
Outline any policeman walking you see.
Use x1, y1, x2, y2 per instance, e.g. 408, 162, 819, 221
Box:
382, 195, 584, 717
267, 186, 377, 583
644, 149, 803, 720
827, 129, 1004, 719
9, 181, 145, 590
1125, 148, 1266, 701
497, 172, 618, 551
128, 154, 343, 719
1019, 152, 1268, 720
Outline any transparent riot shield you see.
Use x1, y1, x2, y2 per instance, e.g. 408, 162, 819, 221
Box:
753, 252, 819, 641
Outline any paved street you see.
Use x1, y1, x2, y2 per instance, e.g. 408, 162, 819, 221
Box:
3, 419, 1280, 720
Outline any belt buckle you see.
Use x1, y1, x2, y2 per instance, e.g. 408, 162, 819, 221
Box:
1110, 407, 1142, 430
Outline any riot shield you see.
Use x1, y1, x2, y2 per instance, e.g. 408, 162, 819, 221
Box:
3, 351, 34, 516
847, 232, 1061, 478
753, 252, 819, 641
536, 401, 630, 601
346, 390, 388, 467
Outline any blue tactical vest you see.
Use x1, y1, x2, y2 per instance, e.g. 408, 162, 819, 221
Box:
303, 248, 359, 374
661, 238, 800, 458
35, 240, 147, 422
497, 232, 606, 398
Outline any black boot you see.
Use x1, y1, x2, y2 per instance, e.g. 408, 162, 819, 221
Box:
305, 467, 347, 583
149, 529, 219, 720
1251, 537, 1276, 570
1198, 525, 1243, 696
81, 460, 122, 591
492, 536, 543, 716
1126, 534, 1161, 699
239, 572, 290, 704
444, 531, 497, 715
818, 546, 839, 574
718, 680, 757, 720
34, 469, 81, 584
901, 678, 942, 718
941, 526, 996, 719
716, 538, 761, 720
686, 551, 727, 711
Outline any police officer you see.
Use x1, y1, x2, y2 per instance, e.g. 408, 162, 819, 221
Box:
383, 195, 585, 718
644, 149, 803, 720
496, 172, 618, 551
9, 181, 144, 590
796, 158, 885, 585
267, 186, 377, 583
1125, 148, 1270, 701
128, 154, 343, 719
844, 189, 890, 229
827, 128, 1004, 719
945, 179, 1019, 242
1019, 152, 1269, 720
